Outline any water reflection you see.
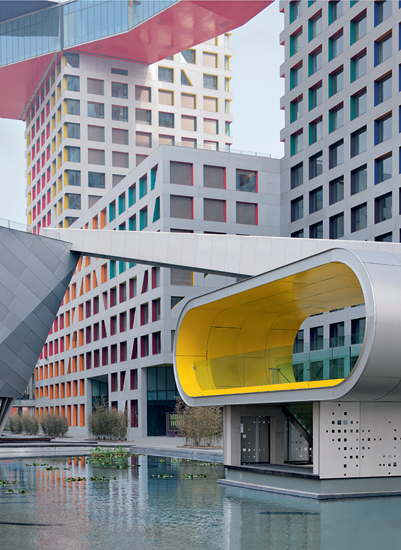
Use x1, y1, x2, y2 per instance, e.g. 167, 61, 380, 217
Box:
0, 457, 400, 550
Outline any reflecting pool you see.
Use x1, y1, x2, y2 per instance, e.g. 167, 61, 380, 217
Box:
0, 456, 401, 550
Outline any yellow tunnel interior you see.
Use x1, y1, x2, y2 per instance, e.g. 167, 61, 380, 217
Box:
176, 262, 364, 398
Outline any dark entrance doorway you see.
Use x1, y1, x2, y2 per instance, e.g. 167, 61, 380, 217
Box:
147, 365, 178, 436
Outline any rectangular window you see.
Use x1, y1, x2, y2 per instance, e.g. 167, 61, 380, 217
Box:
65, 193, 81, 210
170, 196, 193, 219
375, 192, 392, 223
159, 90, 174, 106
236, 170, 257, 192
236, 202, 257, 225
159, 67, 173, 83
310, 326, 324, 351
203, 96, 218, 112
204, 166, 225, 189
291, 196, 304, 221
136, 132, 151, 148
204, 199, 226, 222
329, 67, 344, 96
112, 128, 129, 146
204, 119, 218, 134
290, 96, 303, 123
136, 109, 151, 125
291, 130, 303, 156
140, 207, 148, 230
329, 1, 343, 24
309, 186, 323, 213
87, 78, 104, 95
64, 99, 79, 116
88, 149, 105, 165
375, 33, 392, 66
310, 221, 323, 239
330, 322, 345, 347
309, 117, 322, 144
375, 113, 392, 144
88, 172, 105, 188
291, 163, 303, 189
88, 125, 105, 142
87, 102, 104, 118
112, 82, 128, 99
309, 12, 322, 41
135, 86, 151, 102
181, 93, 196, 109
351, 12, 367, 44
159, 112, 174, 128
375, 0, 392, 25
65, 170, 80, 186
66, 122, 80, 139
203, 52, 217, 68
112, 106, 128, 122
351, 165, 367, 194
351, 50, 367, 81
329, 139, 344, 168
329, 103, 344, 132
309, 151, 323, 179
203, 74, 218, 90
65, 146, 80, 162
352, 318, 365, 344
375, 154, 392, 184
290, 63, 303, 89
290, 28, 303, 56
182, 115, 196, 131
329, 213, 344, 239
375, 73, 392, 105
309, 82, 322, 110
329, 176, 344, 204
141, 336, 149, 358
351, 126, 367, 157
66, 75, 79, 92
329, 31, 343, 60
351, 89, 367, 119
290, 1, 302, 23
170, 161, 192, 185
309, 47, 322, 75
351, 203, 367, 232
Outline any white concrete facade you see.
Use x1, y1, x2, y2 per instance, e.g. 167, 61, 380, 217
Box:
34, 146, 281, 436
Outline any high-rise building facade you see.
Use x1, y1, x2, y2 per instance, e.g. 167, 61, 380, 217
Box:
25, 41, 234, 234
280, 0, 399, 242
279, 0, 400, 358
33, 146, 281, 436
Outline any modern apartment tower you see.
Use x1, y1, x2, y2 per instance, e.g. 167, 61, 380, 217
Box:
279, 0, 400, 358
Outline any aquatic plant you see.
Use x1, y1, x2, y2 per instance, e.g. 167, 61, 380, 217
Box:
86, 446, 139, 469
182, 474, 207, 479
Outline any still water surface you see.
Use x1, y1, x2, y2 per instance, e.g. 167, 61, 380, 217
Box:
0, 456, 400, 550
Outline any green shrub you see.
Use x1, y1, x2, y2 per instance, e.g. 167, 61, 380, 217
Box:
21, 413, 39, 435
174, 398, 222, 447
88, 403, 127, 440
40, 414, 69, 437
8, 414, 23, 434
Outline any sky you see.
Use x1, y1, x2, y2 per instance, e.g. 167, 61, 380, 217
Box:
0, 2, 284, 225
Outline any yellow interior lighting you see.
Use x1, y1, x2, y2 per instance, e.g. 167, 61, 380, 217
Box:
176, 262, 364, 397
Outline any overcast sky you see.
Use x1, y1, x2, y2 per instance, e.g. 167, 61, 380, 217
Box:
0, 2, 284, 225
